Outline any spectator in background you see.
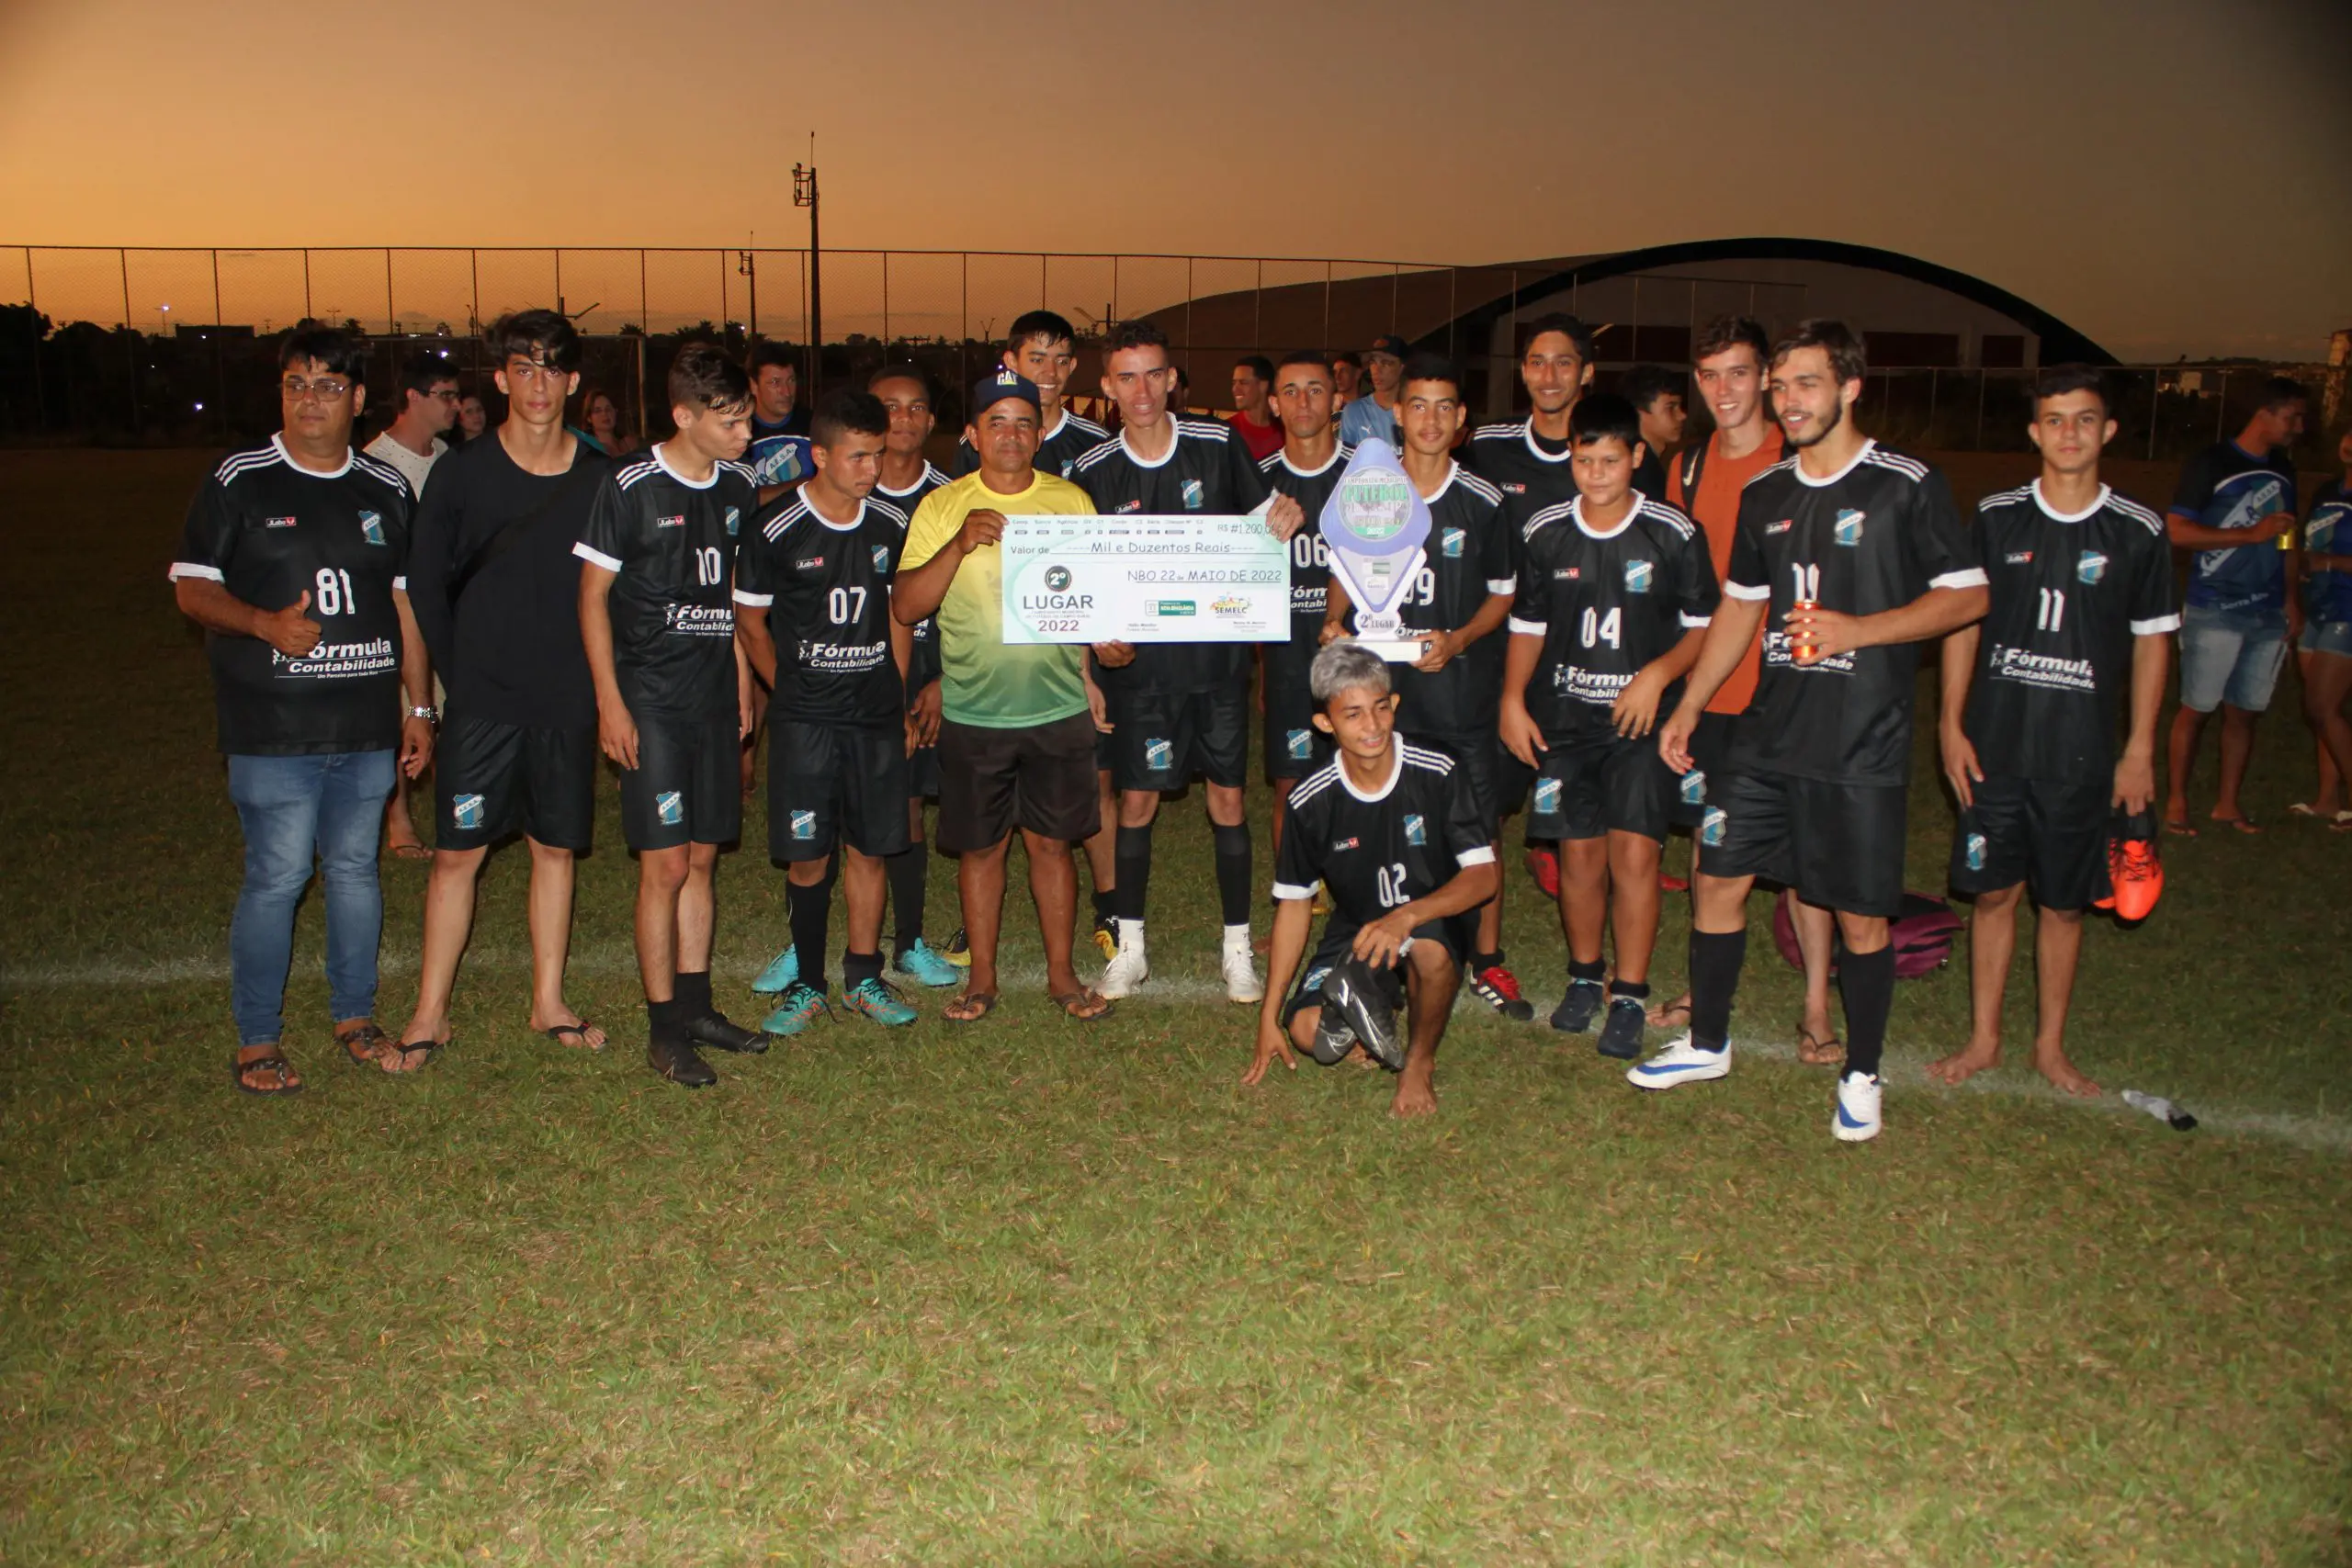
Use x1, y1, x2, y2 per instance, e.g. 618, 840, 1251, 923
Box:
1338, 334, 1407, 447
574, 385, 641, 457
1227, 355, 1283, 461
2291, 426, 2352, 828
364, 349, 459, 861
745, 340, 813, 500
1332, 350, 1364, 409
1623, 364, 1688, 499
455, 389, 489, 444
1170, 364, 1192, 413
2162, 376, 2308, 834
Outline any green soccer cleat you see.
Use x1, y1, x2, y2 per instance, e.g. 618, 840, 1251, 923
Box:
759, 980, 831, 1037
843, 976, 919, 1027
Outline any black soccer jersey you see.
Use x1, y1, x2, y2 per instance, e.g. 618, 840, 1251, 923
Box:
1370, 464, 1517, 733
950, 407, 1112, 482
734, 491, 911, 728
170, 437, 415, 756
1511, 493, 1719, 739
1723, 441, 1982, 785
1260, 443, 1353, 649
1464, 419, 1578, 542
1073, 416, 1274, 694
573, 444, 760, 722
1272, 735, 1496, 926
1962, 480, 2178, 782
876, 462, 954, 697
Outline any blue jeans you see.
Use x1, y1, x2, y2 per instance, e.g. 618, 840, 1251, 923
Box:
224, 750, 397, 1045
2177, 603, 2288, 714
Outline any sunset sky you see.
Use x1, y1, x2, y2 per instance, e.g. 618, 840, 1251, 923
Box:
3, 0, 2345, 362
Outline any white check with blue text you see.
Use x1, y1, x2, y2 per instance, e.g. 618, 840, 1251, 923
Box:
999, 513, 1289, 644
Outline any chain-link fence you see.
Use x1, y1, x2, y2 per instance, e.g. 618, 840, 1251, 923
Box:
1, 244, 2342, 468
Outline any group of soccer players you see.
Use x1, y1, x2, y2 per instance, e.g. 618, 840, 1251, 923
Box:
181, 304, 2199, 1142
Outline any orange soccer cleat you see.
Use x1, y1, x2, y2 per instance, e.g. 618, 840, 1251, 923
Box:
2096, 808, 2164, 922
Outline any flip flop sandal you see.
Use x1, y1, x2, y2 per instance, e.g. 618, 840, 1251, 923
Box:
2210, 815, 2262, 834
384, 1034, 450, 1072
1796, 1026, 1846, 1066
232, 1048, 303, 1096
540, 1021, 605, 1053
1646, 996, 1694, 1030
1049, 989, 1115, 1024
2161, 817, 2199, 838
389, 841, 434, 861
944, 992, 999, 1025
335, 1021, 391, 1068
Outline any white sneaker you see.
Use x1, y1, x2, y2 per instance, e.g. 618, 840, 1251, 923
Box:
1833, 1071, 1883, 1142
1625, 1034, 1732, 1090
1221, 927, 1264, 1003
1097, 920, 1149, 999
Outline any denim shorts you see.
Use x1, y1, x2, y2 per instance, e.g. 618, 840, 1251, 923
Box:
2299, 619, 2352, 659
2177, 604, 2288, 714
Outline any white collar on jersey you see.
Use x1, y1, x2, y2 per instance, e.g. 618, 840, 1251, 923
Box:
2030, 479, 2111, 524
1339, 735, 1405, 803
1521, 422, 1572, 463
1572, 492, 1645, 540
1119, 413, 1182, 469
803, 493, 869, 532
1278, 443, 1346, 479
271, 433, 355, 479
1419, 460, 1462, 505
1791, 437, 1875, 489
650, 441, 718, 491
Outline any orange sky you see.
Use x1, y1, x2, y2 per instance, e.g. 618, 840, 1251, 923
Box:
3, 0, 2346, 362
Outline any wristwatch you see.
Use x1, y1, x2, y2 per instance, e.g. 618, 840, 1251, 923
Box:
408, 705, 439, 724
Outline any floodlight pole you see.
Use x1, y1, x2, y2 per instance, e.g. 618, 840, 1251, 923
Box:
794, 145, 820, 393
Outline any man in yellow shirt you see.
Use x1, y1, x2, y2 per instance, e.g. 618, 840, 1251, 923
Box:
896, 371, 1117, 1024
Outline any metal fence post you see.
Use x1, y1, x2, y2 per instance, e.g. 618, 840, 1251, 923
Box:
1321, 260, 1331, 354
2214, 370, 2229, 444
302, 249, 312, 321
471, 249, 481, 334
881, 250, 890, 344
1253, 258, 1262, 355
384, 247, 395, 335
26, 248, 46, 433
211, 247, 227, 442
119, 247, 139, 434
2148, 371, 2159, 460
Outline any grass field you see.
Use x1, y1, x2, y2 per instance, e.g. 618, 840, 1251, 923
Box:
1, 447, 2346, 1565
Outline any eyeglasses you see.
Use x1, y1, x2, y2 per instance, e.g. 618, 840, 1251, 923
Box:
281, 377, 351, 401
428, 389, 461, 402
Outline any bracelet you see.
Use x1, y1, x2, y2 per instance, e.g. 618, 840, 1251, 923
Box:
408, 705, 439, 724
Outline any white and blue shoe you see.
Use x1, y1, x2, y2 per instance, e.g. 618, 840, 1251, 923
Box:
1625, 1034, 1731, 1090
1833, 1071, 1883, 1142
751, 945, 799, 995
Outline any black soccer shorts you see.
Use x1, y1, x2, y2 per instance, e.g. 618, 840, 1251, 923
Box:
768, 718, 911, 862
1412, 728, 1522, 844
1261, 644, 1329, 783
1668, 710, 1739, 832
435, 712, 597, 852
1950, 772, 2109, 912
1526, 729, 1673, 844
617, 710, 742, 852
1699, 768, 1907, 919
936, 710, 1100, 852
1278, 912, 1478, 1028
1108, 682, 1250, 793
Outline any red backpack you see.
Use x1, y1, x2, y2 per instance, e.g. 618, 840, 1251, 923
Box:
1772, 892, 1962, 980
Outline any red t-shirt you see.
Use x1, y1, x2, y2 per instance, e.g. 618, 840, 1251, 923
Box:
1227, 411, 1283, 463
1668, 425, 1787, 716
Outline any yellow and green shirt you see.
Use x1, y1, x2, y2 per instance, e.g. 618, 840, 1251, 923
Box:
901, 469, 1093, 728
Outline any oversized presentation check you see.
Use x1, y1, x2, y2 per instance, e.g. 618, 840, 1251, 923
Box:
999, 513, 1289, 644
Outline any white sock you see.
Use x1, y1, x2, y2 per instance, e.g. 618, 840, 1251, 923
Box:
1223, 923, 1253, 948
1120, 919, 1147, 946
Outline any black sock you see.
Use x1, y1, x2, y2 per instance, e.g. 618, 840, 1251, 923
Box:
1213, 823, 1252, 928
674, 969, 712, 1017
1838, 943, 1896, 1080
647, 996, 682, 1042
788, 868, 834, 993
1475, 949, 1506, 972
1688, 928, 1747, 1052
1091, 885, 1116, 926
1568, 956, 1606, 985
1114, 823, 1153, 927
1610, 977, 1651, 1000
888, 840, 928, 952
842, 948, 884, 987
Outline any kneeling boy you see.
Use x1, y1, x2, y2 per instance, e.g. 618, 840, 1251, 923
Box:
1244, 642, 1500, 1116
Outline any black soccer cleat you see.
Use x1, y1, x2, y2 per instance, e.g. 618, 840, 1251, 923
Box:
1549, 977, 1605, 1034
681, 1009, 770, 1055
1596, 996, 1647, 1060
649, 1033, 717, 1088
1308, 1004, 1359, 1066
1322, 957, 1403, 1072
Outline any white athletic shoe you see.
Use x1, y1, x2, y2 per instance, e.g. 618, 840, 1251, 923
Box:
1221, 927, 1264, 1004
1097, 920, 1149, 999
1625, 1034, 1732, 1090
1833, 1071, 1883, 1142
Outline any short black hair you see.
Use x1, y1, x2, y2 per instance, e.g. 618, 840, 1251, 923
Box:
1623, 365, 1684, 415
1234, 355, 1274, 382
1333, 350, 1364, 370
669, 343, 752, 412
1521, 311, 1596, 365
396, 349, 458, 408
1569, 392, 1643, 452
2033, 363, 2109, 412
484, 308, 581, 374
809, 388, 889, 447
865, 361, 932, 399
1771, 319, 1867, 385
2255, 374, 2310, 413
1397, 352, 1462, 400
1691, 314, 1769, 367
278, 321, 368, 381
1275, 349, 1334, 379
746, 340, 798, 378
1006, 310, 1077, 353
1104, 320, 1170, 358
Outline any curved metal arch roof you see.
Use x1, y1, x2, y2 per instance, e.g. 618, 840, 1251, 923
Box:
1421, 237, 2115, 367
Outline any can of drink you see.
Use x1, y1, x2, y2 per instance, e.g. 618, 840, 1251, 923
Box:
1791, 598, 1819, 663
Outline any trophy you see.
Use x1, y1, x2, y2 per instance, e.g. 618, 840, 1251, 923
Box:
1318, 436, 1432, 660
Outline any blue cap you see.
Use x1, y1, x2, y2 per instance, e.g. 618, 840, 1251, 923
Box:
971, 367, 1042, 419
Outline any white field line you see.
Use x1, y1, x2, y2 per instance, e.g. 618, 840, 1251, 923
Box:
6, 952, 2346, 1154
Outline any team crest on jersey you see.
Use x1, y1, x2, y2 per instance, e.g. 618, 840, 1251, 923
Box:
1623, 559, 1655, 593
358, 511, 386, 547
1679, 769, 1706, 805
1059, 459, 1076, 478
1286, 728, 1314, 760
1833, 509, 1866, 547
725, 506, 741, 537
872, 545, 890, 573
451, 793, 486, 831
1145, 738, 1173, 773
1404, 813, 1426, 846
656, 791, 684, 827
1442, 527, 1465, 558
2076, 550, 2109, 584
657, 514, 685, 529
1181, 479, 1204, 510
1532, 776, 1562, 816
1701, 806, 1727, 847
791, 809, 817, 840
1965, 832, 1987, 872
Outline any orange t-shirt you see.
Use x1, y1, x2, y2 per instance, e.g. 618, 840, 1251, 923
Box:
1668, 426, 1787, 716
